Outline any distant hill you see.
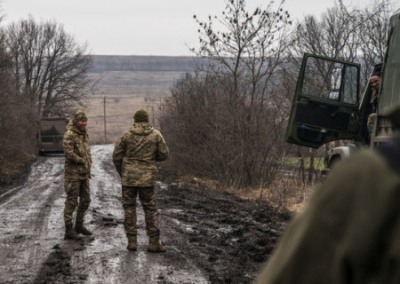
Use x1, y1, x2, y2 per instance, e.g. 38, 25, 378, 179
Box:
90, 55, 201, 73
87, 55, 206, 143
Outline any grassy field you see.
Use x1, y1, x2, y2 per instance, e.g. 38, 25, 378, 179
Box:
86, 70, 181, 143
89, 70, 184, 96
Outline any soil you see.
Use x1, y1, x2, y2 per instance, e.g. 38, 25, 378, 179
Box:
0, 144, 290, 284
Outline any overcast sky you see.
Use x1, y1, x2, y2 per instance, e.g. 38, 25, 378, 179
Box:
2, 0, 398, 56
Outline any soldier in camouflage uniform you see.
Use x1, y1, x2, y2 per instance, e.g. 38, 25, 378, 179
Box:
63, 110, 93, 240
112, 109, 169, 252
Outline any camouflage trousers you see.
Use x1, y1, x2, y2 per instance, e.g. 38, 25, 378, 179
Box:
367, 112, 377, 135
64, 180, 91, 227
122, 186, 160, 237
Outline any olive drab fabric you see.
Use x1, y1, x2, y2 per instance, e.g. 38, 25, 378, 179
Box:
63, 120, 92, 180
133, 109, 149, 123
112, 122, 169, 187
256, 149, 400, 284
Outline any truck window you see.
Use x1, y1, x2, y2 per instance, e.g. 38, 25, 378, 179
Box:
286, 54, 361, 148
342, 65, 358, 104
301, 57, 358, 105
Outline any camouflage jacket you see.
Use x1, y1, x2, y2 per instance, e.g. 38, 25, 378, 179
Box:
63, 120, 92, 180
112, 123, 169, 187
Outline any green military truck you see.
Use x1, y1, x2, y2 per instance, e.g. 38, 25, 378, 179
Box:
285, 8, 400, 165
38, 118, 68, 155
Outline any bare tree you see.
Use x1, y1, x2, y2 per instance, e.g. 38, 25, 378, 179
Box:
159, 0, 293, 188
192, 0, 292, 98
0, 23, 37, 182
291, 0, 392, 88
6, 16, 94, 118
358, 0, 392, 82
161, 72, 288, 188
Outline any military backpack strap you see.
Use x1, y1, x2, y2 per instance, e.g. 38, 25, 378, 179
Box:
376, 133, 400, 175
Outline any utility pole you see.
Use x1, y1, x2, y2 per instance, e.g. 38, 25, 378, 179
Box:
103, 96, 107, 143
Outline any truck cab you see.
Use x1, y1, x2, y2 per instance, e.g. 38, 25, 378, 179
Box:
286, 8, 400, 166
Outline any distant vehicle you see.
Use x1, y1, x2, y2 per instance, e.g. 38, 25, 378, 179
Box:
285, 8, 400, 167
38, 118, 68, 155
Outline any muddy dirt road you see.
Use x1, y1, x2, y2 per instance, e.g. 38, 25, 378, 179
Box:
0, 145, 289, 284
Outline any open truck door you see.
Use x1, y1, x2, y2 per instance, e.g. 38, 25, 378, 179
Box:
286, 54, 361, 148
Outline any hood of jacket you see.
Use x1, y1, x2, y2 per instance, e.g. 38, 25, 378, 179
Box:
129, 122, 153, 136
66, 119, 87, 135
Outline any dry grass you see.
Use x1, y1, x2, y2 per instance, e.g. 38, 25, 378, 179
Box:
227, 179, 315, 213
84, 70, 177, 144
84, 94, 161, 144
169, 171, 316, 213
0, 152, 36, 184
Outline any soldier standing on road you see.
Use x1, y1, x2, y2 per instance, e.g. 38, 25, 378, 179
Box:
63, 110, 93, 240
256, 106, 400, 284
112, 109, 169, 252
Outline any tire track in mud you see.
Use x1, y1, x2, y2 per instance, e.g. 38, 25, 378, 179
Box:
22, 145, 208, 284
0, 145, 289, 284
156, 181, 291, 284
82, 145, 209, 284
0, 157, 66, 284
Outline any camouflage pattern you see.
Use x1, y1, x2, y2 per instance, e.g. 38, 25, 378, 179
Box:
122, 186, 160, 237
256, 149, 400, 284
112, 122, 169, 187
367, 112, 377, 135
64, 180, 91, 227
73, 110, 88, 122
63, 120, 92, 180
63, 117, 92, 228
113, 122, 169, 238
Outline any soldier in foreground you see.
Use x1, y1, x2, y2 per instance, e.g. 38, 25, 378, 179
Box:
112, 109, 169, 252
256, 107, 400, 283
63, 110, 93, 240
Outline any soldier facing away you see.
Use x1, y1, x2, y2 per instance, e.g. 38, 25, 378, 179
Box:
112, 109, 169, 252
63, 110, 93, 240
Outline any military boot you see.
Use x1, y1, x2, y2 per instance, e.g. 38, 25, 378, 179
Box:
64, 224, 81, 240
75, 223, 93, 236
147, 236, 166, 253
127, 235, 137, 251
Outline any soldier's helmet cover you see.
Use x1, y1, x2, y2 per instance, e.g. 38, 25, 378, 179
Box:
73, 110, 88, 122
134, 109, 149, 123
